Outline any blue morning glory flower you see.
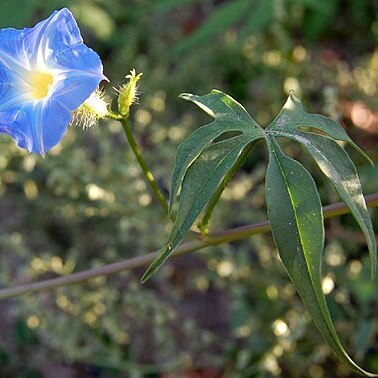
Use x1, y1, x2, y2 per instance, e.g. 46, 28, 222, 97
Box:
0, 8, 106, 155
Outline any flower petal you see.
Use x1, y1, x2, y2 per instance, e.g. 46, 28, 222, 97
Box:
0, 28, 27, 69
37, 99, 72, 154
0, 98, 71, 155
52, 71, 106, 112
24, 9, 83, 65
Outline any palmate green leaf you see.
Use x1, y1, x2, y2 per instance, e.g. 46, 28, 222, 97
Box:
266, 92, 376, 277
265, 137, 376, 377
142, 89, 376, 375
142, 90, 264, 282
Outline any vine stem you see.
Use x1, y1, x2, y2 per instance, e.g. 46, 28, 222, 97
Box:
0, 193, 376, 300
121, 117, 169, 215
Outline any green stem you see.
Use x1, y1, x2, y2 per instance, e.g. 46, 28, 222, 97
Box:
121, 118, 169, 215
0, 193, 376, 300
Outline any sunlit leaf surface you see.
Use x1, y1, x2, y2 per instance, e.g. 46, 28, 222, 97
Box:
143, 90, 377, 376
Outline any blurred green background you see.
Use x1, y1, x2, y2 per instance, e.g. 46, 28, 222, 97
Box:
0, 0, 377, 377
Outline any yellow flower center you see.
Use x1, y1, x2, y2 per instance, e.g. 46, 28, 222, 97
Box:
31, 71, 53, 100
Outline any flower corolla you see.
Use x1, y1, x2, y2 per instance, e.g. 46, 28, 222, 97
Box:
0, 8, 106, 155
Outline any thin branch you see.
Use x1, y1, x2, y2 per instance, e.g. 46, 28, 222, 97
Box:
0, 193, 377, 300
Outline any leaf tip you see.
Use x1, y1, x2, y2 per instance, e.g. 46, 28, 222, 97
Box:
140, 260, 161, 283
141, 243, 175, 284
283, 90, 303, 111
140, 269, 152, 284
179, 93, 193, 101
367, 155, 374, 167
210, 89, 222, 95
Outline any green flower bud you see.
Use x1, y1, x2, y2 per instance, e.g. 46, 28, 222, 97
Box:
117, 69, 143, 118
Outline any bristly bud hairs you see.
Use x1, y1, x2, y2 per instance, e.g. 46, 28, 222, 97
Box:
116, 69, 143, 118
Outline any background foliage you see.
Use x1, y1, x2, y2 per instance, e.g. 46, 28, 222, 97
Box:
0, 0, 377, 376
